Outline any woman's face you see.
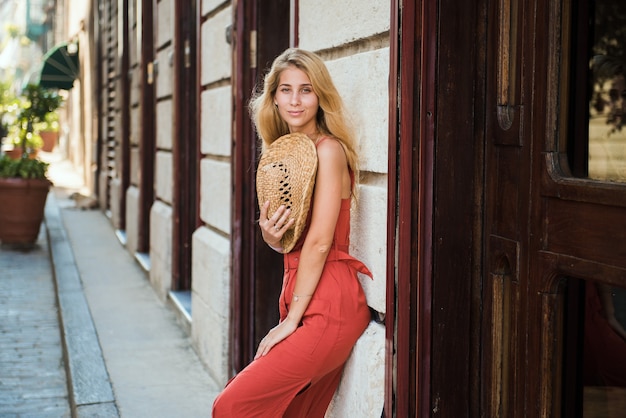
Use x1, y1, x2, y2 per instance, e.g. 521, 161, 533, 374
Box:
274, 65, 319, 135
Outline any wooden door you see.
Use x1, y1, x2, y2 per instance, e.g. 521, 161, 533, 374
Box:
136, 0, 156, 254
484, 0, 626, 416
171, 0, 198, 290
98, 0, 119, 213
482, 0, 530, 414
231, 0, 290, 373
387, 0, 485, 416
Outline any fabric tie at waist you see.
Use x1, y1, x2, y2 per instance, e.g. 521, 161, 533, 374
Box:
284, 249, 373, 279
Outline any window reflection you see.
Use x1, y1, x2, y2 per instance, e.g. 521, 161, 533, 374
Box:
589, 59, 626, 181
587, 2, 626, 182
582, 281, 626, 417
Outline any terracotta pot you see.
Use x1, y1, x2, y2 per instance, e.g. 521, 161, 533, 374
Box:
5, 147, 39, 160
0, 178, 51, 245
39, 130, 59, 152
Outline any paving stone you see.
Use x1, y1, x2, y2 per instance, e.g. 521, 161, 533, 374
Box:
0, 228, 71, 417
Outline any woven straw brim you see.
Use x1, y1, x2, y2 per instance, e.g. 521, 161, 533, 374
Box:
256, 132, 318, 253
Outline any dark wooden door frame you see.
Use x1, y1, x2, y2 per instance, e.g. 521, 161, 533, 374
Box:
230, 0, 291, 375
138, 0, 156, 253
171, 0, 198, 290
94, 1, 103, 198
388, 0, 484, 416
231, 0, 257, 373
118, 0, 130, 231
386, 0, 435, 416
251, 0, 291, 356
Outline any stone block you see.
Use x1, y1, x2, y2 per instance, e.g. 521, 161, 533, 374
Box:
156, 100, 173, 150
125, 186, 140, 255
327, 49, 390, 174
155, 151, 173, 204
150, 201, 173, 299
191, 227, 231, 384
156, 47, 173, 98
192, 293, 230, 386
130, 65, 141, 107
200, 6, 232, 85
201, 0, 224, 16
110, 177, 122, 230
351, 183, 387, 313
199, 159, 231, 234
130, 107, 140, 146
201, 86, 232, 157
129, 147, 141, 185
299, 0, 390, 50
327, 322, 385, 418
157, 0, 174, 48
191, 227, 231, 320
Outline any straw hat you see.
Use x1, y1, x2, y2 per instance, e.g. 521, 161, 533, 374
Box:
256, 132, 318, 253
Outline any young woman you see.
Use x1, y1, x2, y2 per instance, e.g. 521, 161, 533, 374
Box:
212, 48, 372, 417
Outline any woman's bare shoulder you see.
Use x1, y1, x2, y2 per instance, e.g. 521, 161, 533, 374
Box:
316, 137, 346, 162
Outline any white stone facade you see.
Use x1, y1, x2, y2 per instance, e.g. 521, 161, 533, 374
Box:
65, 0, 390, 414
194, 1, 234, 390
297, 3, 390, 416
191, 226, 231, 385
192, 1, 389, 415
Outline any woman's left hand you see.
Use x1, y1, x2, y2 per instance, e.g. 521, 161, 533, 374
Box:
259, 201, 295, 248
254, 317, 299, 359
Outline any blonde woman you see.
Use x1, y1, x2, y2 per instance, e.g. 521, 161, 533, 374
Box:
213, 48, 372, 417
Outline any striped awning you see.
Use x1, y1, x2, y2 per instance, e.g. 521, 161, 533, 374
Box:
38, 41, 79, 90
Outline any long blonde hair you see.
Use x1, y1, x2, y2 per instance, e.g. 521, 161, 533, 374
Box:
249, 48, 360, 193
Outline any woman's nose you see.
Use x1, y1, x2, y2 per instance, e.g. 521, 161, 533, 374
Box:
290, 92, 300, 105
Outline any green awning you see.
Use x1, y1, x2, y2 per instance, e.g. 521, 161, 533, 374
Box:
38, 42, 79, 90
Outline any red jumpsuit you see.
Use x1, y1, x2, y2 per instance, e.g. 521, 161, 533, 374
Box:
212, 194, 372, 417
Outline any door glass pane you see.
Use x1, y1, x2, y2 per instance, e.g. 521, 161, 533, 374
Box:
587, 1, 626, 181
583, 281, 626, 415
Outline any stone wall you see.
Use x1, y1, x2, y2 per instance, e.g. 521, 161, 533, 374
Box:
192, 1, 234, 386
298, 1, 390, 415
145, 0, 389, 414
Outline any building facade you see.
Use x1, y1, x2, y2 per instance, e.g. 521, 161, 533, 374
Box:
52, 0, 626, 416
58, 0, 387, 416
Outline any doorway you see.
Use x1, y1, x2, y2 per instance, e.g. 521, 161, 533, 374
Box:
231, 0, 291, 372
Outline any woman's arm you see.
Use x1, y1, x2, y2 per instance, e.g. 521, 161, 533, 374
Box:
285, 139, 347, 322
255, 138, 348, 358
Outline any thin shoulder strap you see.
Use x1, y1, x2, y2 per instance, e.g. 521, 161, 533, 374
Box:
315, 135, 329, 147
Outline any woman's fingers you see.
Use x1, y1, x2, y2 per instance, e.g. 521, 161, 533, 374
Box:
277, 208, 293, 230
254, 320, 299, 360
259, 200, 270, 220
260, 202, 293, 233
255, 335, 274, 359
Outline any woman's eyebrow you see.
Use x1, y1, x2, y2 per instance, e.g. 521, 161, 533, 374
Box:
278, 83, 312, 87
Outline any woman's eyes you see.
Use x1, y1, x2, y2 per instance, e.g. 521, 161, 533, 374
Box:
279, 87, 312, 94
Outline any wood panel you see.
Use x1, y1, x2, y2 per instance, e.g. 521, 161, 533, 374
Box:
544, 198, 626, 269
430, 0, 484, 415
230, 0, 289, 373
171, 0, 198, 290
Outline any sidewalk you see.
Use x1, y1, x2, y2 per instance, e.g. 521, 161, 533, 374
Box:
4, 151, 220, 417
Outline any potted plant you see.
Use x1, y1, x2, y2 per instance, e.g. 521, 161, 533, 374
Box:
36, 110, 60, 152
0, 84, 62, 246
4, 130, 43, 159
11, 85, 62, 156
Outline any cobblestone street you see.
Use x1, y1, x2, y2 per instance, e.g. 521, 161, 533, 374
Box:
0, 231, 71, 417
